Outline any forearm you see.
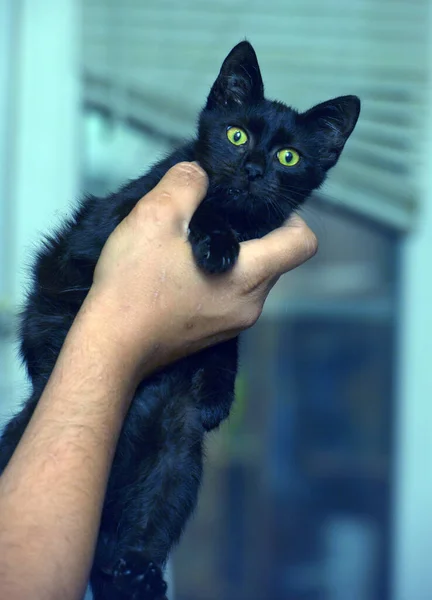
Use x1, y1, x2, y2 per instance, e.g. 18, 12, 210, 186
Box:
0, 293, 152, 600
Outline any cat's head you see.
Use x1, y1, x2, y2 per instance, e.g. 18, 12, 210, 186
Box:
196, 41, 360, 235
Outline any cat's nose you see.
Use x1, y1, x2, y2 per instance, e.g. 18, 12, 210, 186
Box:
244, 162, 264, 181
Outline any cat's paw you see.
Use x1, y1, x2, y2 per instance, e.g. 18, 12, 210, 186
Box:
113, 554, 168, 600
191, 228, 240, 274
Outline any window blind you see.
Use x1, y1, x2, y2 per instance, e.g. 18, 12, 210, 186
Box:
82, 0, 428, 229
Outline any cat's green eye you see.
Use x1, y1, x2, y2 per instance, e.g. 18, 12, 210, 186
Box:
227, 126, 248, 146
277, 148, 301, 167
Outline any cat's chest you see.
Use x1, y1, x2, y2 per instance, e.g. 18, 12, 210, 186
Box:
202, 191, 266, 241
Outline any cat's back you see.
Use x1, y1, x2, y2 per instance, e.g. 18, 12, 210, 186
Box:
20, 142, 197, 385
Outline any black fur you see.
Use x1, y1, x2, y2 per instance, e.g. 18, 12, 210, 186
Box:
0, 41, 360, 599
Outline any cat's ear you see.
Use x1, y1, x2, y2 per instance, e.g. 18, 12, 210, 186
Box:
205, 41, 264, 110
302, 95, 361, 170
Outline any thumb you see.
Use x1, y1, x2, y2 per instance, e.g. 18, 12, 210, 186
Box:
240, 214, 318, 286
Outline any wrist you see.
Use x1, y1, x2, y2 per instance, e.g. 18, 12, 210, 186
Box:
76, 287, 162, 388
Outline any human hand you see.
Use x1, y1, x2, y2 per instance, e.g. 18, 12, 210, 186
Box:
87, 162, 317, 380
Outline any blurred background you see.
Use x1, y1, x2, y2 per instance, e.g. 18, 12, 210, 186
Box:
0, 1, 431, 599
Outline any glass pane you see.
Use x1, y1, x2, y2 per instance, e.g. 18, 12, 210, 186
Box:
173, 202, 397, 600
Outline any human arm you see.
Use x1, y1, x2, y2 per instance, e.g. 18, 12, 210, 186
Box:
0, 162, 317, 600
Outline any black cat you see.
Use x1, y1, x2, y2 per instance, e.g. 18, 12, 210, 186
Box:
0, 41, 360, 599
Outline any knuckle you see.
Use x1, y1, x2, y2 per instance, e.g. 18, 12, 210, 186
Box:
144, 189, 173, 213
154, 190, 173, 206
305, 228, 318, 258
291, 221, 318, 259
133, 198, 152, 221
172, 161, 207, 184
239, 304, 262, 330
133, 191, 172, 226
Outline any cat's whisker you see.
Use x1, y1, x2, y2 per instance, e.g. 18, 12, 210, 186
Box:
266, 197, 287, 222
58, 287, 91, 294
275, 183, 311, 196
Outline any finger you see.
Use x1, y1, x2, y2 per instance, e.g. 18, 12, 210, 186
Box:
240, 214, 318, 284
145, 161, 209, 223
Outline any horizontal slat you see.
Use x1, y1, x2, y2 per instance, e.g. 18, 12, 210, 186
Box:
326, 164, 416, 211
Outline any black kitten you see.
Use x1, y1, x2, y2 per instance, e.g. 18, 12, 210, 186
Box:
0, 41, 360, 600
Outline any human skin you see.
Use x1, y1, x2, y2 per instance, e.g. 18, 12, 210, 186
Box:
0, 162, 317, 600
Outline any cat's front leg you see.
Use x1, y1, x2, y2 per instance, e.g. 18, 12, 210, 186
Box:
188, 203, 239, 274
